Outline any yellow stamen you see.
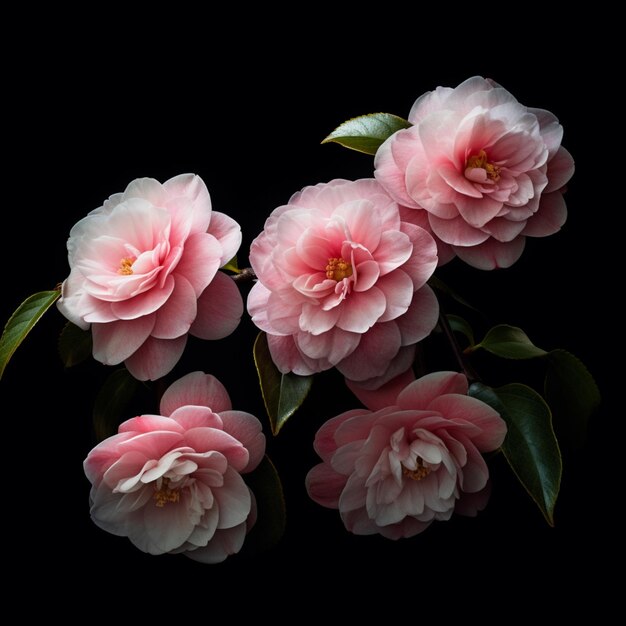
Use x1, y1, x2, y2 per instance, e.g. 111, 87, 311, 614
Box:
118, 257, 135, 275
325, 257, 353, 281
466, 149, 501, 182
153, 478, 180, 507
402, 458, 431, 481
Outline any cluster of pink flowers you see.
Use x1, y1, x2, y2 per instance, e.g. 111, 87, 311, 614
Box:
70, 76, 571, 562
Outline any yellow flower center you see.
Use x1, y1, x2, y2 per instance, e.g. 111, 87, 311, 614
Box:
153, 478, 180, 507
402, 458, 431, 481
118, 257, 135, 275
325, 257, 353, 281
466, 149, 501, 182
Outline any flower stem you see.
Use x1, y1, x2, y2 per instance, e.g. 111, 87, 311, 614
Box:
231, 267, 257, 283
438, 309, 480, 383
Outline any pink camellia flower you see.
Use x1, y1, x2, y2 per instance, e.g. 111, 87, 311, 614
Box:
84, 371, 266, 563
247, 179, 439, 389
57, 174, 243, 380
306, 371, 507, 538
375, 76, 575, 270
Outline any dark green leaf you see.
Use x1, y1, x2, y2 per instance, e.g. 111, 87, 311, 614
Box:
0, 290, 60, 380
58, 322, 93, 367
447, 314, 475, 347
253, 332, 313, 435
545, 349, 601, 450
321, 113, 412, 155
93, 368, 139, 440
428, 275, 478, 312
242, 455, 286, 554
469, 382, 562, 525
472, 324, 547, 359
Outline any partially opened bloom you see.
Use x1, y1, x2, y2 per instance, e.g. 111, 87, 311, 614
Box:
247, 179, 439, 389
375, 76, 574, 269
306, 371, 506, 538
58, 174, 243, 380
84, 372, 265, 564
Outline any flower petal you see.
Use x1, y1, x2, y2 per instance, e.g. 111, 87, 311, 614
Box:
266, 334, 322, 376
312, 409, 372, 462
395, 285, 439, 345
428, 394, 507, 451
522, 192, 567, 238
208, 211, 242, 266
376, 270, 415, 323
336, 287, 386, 333
346, 367, 416, 411
185, 523, 247, 564
124, 334, 187, 381
109, 276, 176, 321
173, 232, 222, 296
160, 371, 232, 416
428, 214, 490, 246
336, 322, 402, 381
306, 463, 347, 508
139, 498, 197, 554
544, 146, 575, 193
92, 314, 156, 365
190, 271, 243, 340
397, 371, 468, 411
151, 275, 198, 339
162, 173, 213, 235
219, 410, 266, 473
453, 236, 526, 270
214, 467, 252, 529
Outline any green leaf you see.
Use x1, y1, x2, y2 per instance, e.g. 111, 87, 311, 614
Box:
428, 275, 478, 312
253, 332, 314, 435
93, 368, 139, 441
242, 455, 286, 554
321, 113, 412, 155
0, 290, 61, 380
469, 382, 561, 525
58, 322, 93, 367
472, 324, 548, 359
545, 349, 601, 450
447, 314, 475, 347
221, 255, 241, 274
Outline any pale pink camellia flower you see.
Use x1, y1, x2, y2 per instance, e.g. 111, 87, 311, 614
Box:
57, 174, 244, 380
247, 179, 439, 389
375, 76, 575, 270
306, 371, 507, 538
84, 371, 266, 564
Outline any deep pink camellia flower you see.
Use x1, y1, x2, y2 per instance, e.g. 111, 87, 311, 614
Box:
306, 371, 506, 538
84, 372, 265, 564
375, 77, 575, 269
57, 174, 243, 380
247, 179, 439, 389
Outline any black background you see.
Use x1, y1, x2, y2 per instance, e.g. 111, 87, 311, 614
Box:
3, 19, 616, 607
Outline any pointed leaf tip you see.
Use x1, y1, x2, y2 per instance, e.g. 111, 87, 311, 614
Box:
469, 382, 562, 526
322, 113, 412, 155
0, 290, 61, 380
473, 324, 547, 359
